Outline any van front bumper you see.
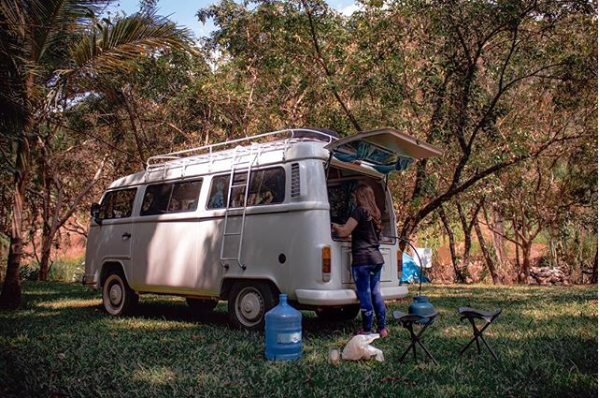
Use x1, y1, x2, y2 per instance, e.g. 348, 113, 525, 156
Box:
295, 285, 408, 306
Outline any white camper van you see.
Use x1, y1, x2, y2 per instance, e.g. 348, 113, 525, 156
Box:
84, 128, 441, 330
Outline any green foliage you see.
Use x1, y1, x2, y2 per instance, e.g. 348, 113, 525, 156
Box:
18, 263, 39, 282
67, 12, 195, 76
47, 257, 85, 283
1, 0, 596, 294
0, 282, 596, 397
19, 256, 85, 283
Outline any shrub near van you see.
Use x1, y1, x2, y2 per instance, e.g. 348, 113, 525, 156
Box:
84, 128, 441, 330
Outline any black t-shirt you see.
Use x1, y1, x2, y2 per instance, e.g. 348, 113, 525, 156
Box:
349, 206, 384, 266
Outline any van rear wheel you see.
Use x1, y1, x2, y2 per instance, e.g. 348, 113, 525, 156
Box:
102, 271, 138, 316
228, 281, 276, 331
315, 305, 360, 321
186, 298, 218, 316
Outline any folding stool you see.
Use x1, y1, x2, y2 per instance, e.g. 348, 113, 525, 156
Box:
458, 307, 502, 360
393, 310, 439, 365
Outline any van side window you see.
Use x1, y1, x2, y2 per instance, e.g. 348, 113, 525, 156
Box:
99, 188, 137, 219
207, 168, 285, 209
249, 167, 285, 206
207, 175, 230, 209
231, 168, 285, 207
141, 180, 202, 216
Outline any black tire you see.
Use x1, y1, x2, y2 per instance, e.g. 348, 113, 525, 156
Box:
186, 298, 218, 316
315, 305, 360, 321
228, 281, 276, 331
102, 270, 138, 315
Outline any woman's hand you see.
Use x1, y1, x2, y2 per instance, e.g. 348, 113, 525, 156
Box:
331, 218, 358, 238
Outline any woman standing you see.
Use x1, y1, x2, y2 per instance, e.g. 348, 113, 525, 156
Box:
332, 183, 388, 337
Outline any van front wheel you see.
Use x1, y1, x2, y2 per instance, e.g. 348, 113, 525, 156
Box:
102, 271, 138, 316
228, 282, 276, 331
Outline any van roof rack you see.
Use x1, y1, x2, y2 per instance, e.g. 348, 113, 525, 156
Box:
145, 128, 337, 176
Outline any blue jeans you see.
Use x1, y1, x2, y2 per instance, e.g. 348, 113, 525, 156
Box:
352, 264, 386, 332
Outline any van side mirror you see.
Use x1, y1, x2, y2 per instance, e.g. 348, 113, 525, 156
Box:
90, 203, 102, 225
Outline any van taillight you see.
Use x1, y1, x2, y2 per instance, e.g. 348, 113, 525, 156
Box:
322, 246, 331, 282
397, 250, 402, 277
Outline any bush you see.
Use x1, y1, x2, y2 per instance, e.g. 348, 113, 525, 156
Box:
48, 256, 85, 283
19, 256, 85, 283
19, 262, 40, 281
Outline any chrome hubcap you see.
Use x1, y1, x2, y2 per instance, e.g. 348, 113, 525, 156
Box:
238, 289, 262, 325
109, 283, 123, 306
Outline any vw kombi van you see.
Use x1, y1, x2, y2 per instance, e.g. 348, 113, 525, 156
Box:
84, 128, 441, 330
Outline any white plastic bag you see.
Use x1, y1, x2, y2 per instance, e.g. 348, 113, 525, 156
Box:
341, 334, 385, 362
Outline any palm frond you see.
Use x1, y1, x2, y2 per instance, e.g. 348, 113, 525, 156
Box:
65, 13, 196, 76
30, 0, 108, 62
0, 0, 109, 63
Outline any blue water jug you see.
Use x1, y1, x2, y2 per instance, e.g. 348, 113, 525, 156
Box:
265, 294, 303, 361
408, 295, 436, 324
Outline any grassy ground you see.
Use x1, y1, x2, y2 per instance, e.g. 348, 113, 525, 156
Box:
0, 282, 597, 398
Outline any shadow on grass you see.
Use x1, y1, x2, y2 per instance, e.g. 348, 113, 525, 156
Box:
10, 282, 598, 340
132, 300, 230, 327
1, 282, 597, 398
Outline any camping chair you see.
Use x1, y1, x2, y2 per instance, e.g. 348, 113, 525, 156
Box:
393, 310, 439, 365
458, 307, 502, 360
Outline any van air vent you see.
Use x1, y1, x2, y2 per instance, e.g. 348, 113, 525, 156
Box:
291, 163, 300, 198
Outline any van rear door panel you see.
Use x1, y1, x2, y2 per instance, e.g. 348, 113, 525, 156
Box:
340, 245, 393, 284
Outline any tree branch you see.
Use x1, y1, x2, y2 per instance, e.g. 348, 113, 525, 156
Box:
408, 133, 585, 234
300, 0, 362, 132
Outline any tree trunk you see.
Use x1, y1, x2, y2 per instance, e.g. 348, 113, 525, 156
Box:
549, 240, 557, 268
474, 219, 499, 284
520, 241, 533, 283
511, 218, 520, 283
456, 202, 472, 270
591, 249, 598, 284
0, 136, 30, 309
122, 91, 147, 166
492, 205, 507, 266
438, 206, 465, 283
578, 226, 585, 277
39, 140, 52, 282
39, 229, 54, 282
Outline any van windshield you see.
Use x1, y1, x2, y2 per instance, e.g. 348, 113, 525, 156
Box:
327, 166, 394, 243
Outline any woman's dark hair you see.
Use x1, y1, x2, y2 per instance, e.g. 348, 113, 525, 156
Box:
354, 183, 383, 233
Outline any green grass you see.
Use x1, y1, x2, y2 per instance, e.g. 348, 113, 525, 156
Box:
0, 282, 597, 398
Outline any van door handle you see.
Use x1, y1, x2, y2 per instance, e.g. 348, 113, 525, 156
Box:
122, 232, 132, 240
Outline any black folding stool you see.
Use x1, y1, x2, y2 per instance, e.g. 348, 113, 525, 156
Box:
458, 307, 502, 360
393, 310, 439, 365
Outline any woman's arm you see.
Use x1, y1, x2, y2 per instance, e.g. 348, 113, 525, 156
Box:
332, 217, 358, 238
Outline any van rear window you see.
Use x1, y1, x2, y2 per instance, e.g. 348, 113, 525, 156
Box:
141, 180, 202, 216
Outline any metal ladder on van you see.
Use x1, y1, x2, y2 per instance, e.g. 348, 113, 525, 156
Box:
219, 144, 261, 270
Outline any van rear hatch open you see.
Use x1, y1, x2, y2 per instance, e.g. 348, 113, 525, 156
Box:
325, 128, 442, 173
